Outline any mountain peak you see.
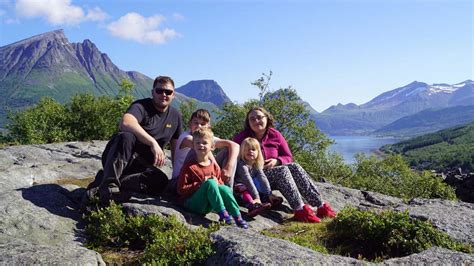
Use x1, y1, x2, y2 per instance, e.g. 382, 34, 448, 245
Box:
176, 80, 231, 106
3, 29, 68, 48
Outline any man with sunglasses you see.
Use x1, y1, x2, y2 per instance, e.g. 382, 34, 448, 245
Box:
89, 76, 183, 204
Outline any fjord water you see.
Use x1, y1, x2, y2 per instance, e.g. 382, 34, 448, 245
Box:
328, 135, 404, 164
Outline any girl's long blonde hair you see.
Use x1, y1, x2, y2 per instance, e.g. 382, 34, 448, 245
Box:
240, 137, 264, 169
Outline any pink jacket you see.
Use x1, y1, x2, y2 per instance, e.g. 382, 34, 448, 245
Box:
233, 127, 293, 165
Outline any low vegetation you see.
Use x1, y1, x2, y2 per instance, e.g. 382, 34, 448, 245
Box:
51, 176, 94, 188
263, 207, 472, 262
381, 122, 474, 173
337, 154, 457, 200
84, 202, 217, 264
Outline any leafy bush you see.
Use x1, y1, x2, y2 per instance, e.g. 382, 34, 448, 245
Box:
6, 79, 134, 144
84, 202, 216, 264
66, 94, 124, 141
339, 154, 457, 200
326, 207, 472, 260
7, 97, 70, 144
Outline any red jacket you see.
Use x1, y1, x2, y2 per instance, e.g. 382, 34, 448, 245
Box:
177, 160, 224, 198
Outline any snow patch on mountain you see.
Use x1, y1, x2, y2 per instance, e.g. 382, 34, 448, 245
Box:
428, 84, 459, 95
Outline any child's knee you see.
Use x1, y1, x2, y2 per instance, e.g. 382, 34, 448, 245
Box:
201, 178, 218, 189
218, 184, 232, 194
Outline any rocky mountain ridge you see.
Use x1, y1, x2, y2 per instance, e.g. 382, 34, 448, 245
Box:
374, 105, 474, 136
0, 30, 223, 127
314, 80, 474, 135
0, 141, 472, 264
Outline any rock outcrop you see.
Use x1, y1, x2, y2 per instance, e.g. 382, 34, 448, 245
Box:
443, 168, 474, 203
0, 141, 472, 264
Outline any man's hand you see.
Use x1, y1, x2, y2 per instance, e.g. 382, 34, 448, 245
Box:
221, 167, 232, 184
263, 158, 280, 169
151, 142, 165, 167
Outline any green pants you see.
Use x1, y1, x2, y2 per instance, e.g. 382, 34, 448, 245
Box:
185, 179, 241, 217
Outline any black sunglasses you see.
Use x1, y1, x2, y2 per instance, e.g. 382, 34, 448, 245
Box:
154, 88, 174, 96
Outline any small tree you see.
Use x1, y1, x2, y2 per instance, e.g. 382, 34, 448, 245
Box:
213, 102, 247, 140
179, 99, 198, 131
251, 70, 273, 103
117, 79, 135, 110
213, 72, 343, 182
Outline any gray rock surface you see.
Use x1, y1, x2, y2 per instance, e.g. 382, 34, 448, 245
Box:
382, 247, 473, 265
207, 226, 362, 265
0, 141, 473, 264
0, 142, 106, 265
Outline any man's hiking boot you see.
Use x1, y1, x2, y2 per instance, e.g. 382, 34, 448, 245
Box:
98, 183, 131, 205
268, 195, 284, 209
246, 202, 271, 218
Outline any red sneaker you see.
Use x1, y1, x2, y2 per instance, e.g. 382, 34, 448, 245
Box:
294, 204, 321, 223
316, 203, 337, 218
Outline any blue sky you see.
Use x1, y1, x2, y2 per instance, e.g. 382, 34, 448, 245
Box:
1, 0, 472, 112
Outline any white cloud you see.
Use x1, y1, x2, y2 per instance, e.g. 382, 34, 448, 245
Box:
5, 18, 19, 24
172, 13, 185, 21
85, 7, 108, 21
107, 12, 179, 45
15, 0, 107, 25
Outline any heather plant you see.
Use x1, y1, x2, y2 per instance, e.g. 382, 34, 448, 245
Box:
326, 207, 472, 260
264, 207, 472, 261
84, 202, 217, 264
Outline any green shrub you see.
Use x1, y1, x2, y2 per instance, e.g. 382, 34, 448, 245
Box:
66, 94, 125, 141
340, 154, 456, 200
84, 202, 127, 249
326, 207, 472, 260
6, 79, 134, 144
263, 207, 471, 261
7, 97, 70, 144
84, 202, 216, 264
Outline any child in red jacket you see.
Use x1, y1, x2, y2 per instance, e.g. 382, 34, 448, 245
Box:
177, 128, 248, 229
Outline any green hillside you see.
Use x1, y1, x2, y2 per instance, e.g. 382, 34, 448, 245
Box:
381, 122, 474, 172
